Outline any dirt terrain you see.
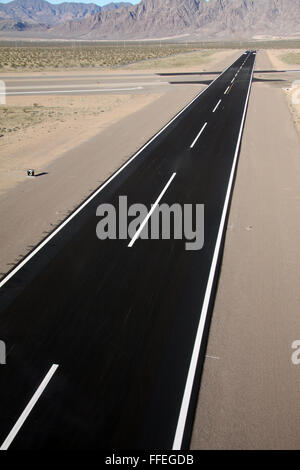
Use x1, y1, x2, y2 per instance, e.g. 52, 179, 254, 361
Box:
267, 49, 300, 70
0, 93, 161, 195
0, 45, 206, 72
268, 49, 300, 136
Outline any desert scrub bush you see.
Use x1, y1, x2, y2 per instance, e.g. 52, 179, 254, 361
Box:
280, 52, 300, 65
0, 45, 200, 70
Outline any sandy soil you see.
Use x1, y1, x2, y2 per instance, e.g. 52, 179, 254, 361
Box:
191, 50, 300, 450
0, 93, 161, 195
122, 49, 236, 72
267, 49, 300, 136
267, 49, 300, 70
285, 86, 300, 135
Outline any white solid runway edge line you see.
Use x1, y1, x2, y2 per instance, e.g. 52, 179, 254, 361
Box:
128, 173, 176, 248
0, 55, 236, 291
0, 364, 59, 451
172, 52, 256, 450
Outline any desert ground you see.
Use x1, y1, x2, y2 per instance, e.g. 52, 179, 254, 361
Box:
0, 44, 199, 71
267, 49, 300, 135
0, 44, 300, 449
0, 94, 163, 195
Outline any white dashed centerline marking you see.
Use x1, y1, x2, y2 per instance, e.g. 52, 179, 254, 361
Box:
0, 364, 59, 451
190, 122, 208, 149
212, 99, 222, 113
224, 86, 230, 95
128, 172, 176, 248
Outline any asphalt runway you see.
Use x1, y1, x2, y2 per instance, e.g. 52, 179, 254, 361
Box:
0, 51, 256, 450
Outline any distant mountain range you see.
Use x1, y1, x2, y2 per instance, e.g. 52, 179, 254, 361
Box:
0, 0, 300, 40
0, 0, 132, 32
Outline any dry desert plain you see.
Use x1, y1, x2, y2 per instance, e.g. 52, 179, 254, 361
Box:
0, 45, 300, 449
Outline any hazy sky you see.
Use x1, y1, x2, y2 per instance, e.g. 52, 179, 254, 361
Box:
0, 0, 141, 4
